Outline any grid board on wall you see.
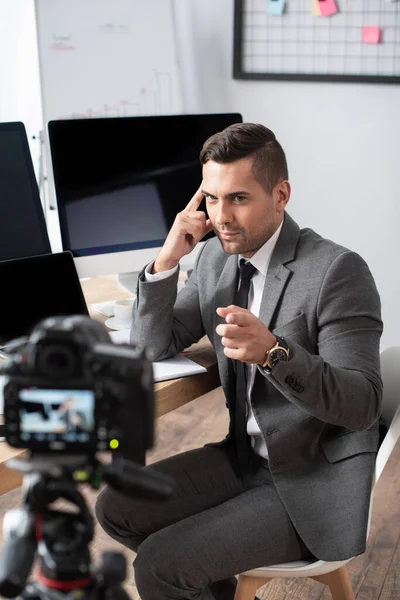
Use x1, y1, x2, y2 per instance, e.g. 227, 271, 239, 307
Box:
233, 0, 400, 83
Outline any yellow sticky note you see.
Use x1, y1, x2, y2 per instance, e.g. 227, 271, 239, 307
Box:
312, 0, 321, 16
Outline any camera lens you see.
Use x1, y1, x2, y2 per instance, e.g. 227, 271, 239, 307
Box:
38, 343, 77, 378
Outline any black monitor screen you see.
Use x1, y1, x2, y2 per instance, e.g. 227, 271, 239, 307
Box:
0, 252, 88, 345
48, 113, 242, 257
0, 122, 51, 261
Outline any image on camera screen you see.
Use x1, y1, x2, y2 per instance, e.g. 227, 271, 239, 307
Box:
19, 388, 95, 444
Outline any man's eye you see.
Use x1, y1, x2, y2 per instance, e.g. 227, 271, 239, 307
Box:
205, 195, 217, 203
234, 196, 246, 203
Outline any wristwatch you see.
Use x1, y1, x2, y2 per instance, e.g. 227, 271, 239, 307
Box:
260, 336, 290, 372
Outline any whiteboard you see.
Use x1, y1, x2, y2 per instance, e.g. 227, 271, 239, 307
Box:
35, 0, 183, 214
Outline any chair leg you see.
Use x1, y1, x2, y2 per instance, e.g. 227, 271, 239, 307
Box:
234, 575, 271, 600
311, 565, 355, 600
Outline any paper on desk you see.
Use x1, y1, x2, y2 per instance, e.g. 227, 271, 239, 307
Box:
109, 329, 207, 382
153, 355, 206, 382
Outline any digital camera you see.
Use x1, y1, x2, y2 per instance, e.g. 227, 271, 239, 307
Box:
1, 315, 154, 464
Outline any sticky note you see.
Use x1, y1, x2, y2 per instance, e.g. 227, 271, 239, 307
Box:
318, 0, 338, 17
267, 0, 286, 16
312, 0, 321, 16
362, 26, 381, 44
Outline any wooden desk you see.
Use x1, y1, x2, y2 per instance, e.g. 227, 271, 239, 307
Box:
0, 274, 219, 495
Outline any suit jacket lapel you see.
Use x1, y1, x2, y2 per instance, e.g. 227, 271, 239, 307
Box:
259, 212, 300, 329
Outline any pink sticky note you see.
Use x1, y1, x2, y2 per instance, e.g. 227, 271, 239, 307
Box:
362, 26, 381, 44
318, 0, 338, 17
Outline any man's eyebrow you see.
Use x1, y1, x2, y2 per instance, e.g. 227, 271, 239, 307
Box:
224, 191, 250, 198
201, 190, 250, 198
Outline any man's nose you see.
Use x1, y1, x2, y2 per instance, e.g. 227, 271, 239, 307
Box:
215, 201, 233, 226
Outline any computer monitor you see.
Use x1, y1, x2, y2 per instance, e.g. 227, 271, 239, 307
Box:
0, 122, 51, 261
47, 113, 243, 280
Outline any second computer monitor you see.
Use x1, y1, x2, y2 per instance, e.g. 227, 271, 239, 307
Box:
48, 113, 242, 278
0, 122, 51, 261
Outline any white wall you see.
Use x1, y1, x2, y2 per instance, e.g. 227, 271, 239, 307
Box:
0, 0, 62, 250
174, 0, 400, 351
0, 0, 42, 176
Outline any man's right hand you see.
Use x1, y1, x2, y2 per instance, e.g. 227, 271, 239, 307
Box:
153, 186, 213, 273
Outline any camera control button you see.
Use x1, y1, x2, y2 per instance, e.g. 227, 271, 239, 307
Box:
98, 427, 107, 439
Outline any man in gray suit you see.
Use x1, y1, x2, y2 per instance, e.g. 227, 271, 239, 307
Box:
96, 123, 383, 600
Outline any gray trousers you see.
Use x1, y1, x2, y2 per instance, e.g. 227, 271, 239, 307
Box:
95, 442, 312, 600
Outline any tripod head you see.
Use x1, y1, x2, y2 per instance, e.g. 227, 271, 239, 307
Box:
0, 454, 173, 599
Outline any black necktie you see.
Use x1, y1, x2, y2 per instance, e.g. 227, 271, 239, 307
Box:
234, 259, 257, 472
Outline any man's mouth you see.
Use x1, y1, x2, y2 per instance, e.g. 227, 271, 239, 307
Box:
218, 230, 240, 239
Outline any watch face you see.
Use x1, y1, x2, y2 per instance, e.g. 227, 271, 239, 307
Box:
269, 348, 288, 368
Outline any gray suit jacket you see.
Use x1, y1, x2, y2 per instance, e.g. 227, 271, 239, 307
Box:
131, 212, 383, 561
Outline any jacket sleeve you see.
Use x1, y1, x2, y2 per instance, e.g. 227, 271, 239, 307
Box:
130, 248, 206, 360
260, 251, 383, 431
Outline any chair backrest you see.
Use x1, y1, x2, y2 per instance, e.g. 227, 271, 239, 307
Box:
366, 346, 400, 540
375, 346, 400, 484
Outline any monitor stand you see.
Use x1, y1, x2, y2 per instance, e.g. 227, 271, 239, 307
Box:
117, 263, 193, 295
117, 271, 140, 295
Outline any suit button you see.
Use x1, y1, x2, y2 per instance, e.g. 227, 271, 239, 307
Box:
285, 375, 294, 385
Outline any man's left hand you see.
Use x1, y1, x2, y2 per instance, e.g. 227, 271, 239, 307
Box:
216, 305, 277, 364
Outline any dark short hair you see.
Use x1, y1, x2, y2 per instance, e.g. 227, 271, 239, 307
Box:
199, 122, 288, 194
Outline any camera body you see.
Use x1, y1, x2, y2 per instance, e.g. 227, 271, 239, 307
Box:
1, 315, 154, 464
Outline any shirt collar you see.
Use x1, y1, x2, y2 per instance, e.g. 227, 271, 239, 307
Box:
238, 220, 283, 277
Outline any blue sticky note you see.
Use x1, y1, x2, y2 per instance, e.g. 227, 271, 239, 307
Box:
267, 0, 286, 16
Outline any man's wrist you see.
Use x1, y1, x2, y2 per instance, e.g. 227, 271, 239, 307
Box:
260, 337, 278, 368
260, 336, 290, 372
153, 257, 179, 274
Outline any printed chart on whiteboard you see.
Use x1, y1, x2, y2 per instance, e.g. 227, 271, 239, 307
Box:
234, 0, 400, 83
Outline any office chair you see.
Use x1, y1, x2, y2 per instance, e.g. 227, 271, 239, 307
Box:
234, 346, 400, 600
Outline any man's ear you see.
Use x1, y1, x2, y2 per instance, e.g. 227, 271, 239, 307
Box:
275, 180, 291, 211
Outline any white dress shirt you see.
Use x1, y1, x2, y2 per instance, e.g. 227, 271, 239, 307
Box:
145, 220, 283, 459
240, 221, 283, 459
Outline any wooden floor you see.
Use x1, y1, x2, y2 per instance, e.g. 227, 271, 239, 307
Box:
1, 387, 400, 599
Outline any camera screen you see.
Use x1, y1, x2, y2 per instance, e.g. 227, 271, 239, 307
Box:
19, 388, 95, 445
